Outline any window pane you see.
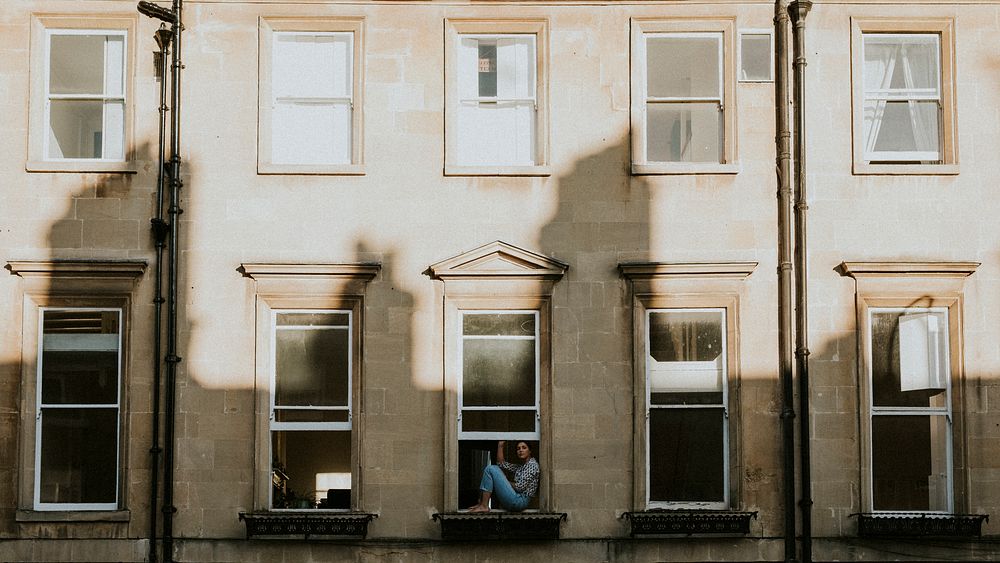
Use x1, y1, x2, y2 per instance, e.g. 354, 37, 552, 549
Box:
496, 36, 535, 100
272, 102, 352, 165
463, 313, 535, 336
646, 35, 721, 98
863, 100, 939, 156
462, 338, 535, 407
273, 33, 352, 99
740, 33, 772, 81
104, 35, 125, 97
271, 430, 351, 509
275, 327, 349, 408
48, 100, 105, 159
39, 408, 118, 504
461, 410, 536, 433
647, 103, 722, 163
649, 408, 725, 503
274, 409, 349, 423
651, 391, 723, 406
49, 34, 106, 95
41, 310, 119, 405
871, 311, 947, 408
864, 35, 939, 94
649, 311, 724, 363
478, 41, 498, 97
103, 100, 125, 160
872, 415, 950, 511
455, 102, 536, 166
277, 312, 349, 327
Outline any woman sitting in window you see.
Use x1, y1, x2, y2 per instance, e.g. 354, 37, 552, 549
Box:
467, 440, 539, 512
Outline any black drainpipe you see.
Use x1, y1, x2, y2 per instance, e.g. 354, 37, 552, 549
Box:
790, 2, 813, 562
162, 2, 184, 561
774, 1, 797, 561
148, 25, 173, 563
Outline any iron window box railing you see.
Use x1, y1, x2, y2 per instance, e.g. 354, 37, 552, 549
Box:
623, 510, 758, 536
432, 512, 567, 540
238, 512, 375, 539
854, 513, 988, 538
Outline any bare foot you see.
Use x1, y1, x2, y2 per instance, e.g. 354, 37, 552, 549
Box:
468, 504, 490, 513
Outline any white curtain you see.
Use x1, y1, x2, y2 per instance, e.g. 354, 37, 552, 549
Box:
454, 36, 536, 166
863, 36, 939, 159
272, 33, 353, 165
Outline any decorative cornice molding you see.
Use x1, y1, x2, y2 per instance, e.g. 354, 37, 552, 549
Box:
240, 263, 380, 281
837, 261, 980, 278
429, 241, 568, 281
619, 261, 757, 280
6, 260, 147, 279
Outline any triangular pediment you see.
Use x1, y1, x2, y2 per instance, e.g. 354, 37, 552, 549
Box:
429, 241, 568, 280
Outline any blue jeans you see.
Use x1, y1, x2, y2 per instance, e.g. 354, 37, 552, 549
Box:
479, 465, 530, 511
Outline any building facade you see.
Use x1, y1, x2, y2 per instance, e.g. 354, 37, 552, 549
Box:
1, 0, 999, 561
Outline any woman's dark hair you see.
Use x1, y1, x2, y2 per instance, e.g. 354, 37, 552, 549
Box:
516, 441, 534, 458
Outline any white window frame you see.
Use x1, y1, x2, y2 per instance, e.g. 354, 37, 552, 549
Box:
860, 34, 942, 164
738, 29, 774, 82
645, 307, 730, 510
457, 310, 540, 442
850, 18, 957, 175
243, 263, 378, 514
621, 261, 755, 513
33, 307, 123, 511
258, 17, 365, 175
445, 19, 550, 176
630, 18, 738, 175
268, 308, 353, 511
8, 260, 145, 522
43, 29, 127, 163
865, 306, 954, 514
27, 15, 136, 173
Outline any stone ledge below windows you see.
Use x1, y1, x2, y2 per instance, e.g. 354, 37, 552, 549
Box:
432, 512, 566, 540
15, 509, 130, 523
238, 512, 375, 540
623, 510, 757, 537
853, 513, 989, 538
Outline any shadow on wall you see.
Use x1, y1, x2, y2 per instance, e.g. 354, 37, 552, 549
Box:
0, 141, 197, 550
537, 135, 651, 534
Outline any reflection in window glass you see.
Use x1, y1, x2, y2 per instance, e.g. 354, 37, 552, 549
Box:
646, 309, 728, 507
271, 310, 352, 510
868, 307, 952, 512
37, 309, 121, 508
739, 33, 772, 81
644, 32, 724, 163
46, 31, 126, 160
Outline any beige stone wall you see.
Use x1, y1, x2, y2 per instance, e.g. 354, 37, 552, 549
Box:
1, 0, 999, 561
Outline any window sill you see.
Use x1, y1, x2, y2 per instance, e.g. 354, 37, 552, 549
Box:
854, 512, 989, 538
16, 509, 130, 523
25, 160, 137, 174
623, 510, 757, 536
257, 163, 366, 176
432, 511, 566, 540
238, 511, 375, 539
444, 165, 551, 177
853, 163, 959, 176
631, 162, 740, 175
